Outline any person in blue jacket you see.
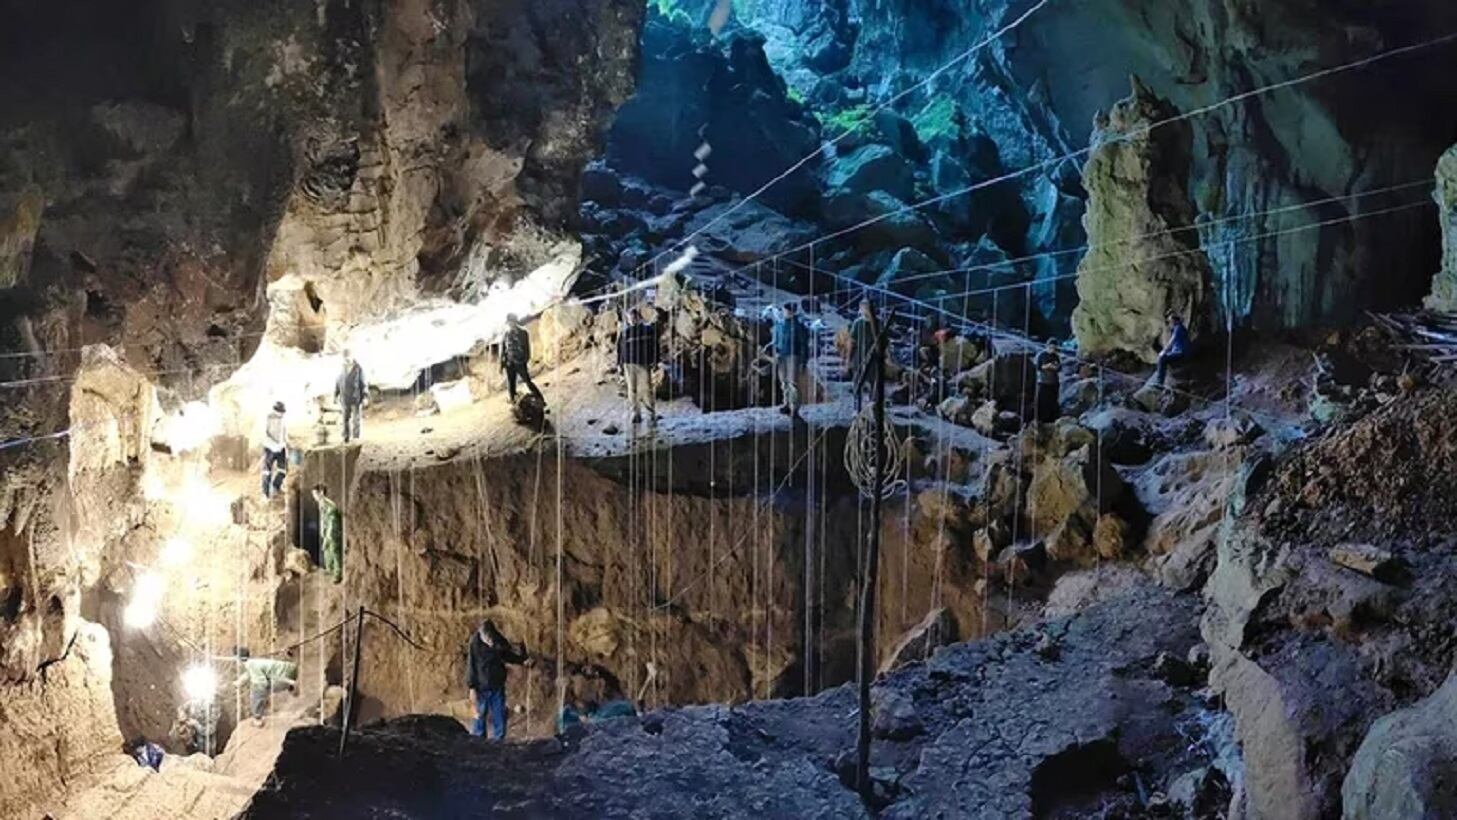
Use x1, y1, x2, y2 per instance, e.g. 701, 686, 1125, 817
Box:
1153, 312, 1190, 387
772, 302, 812, 417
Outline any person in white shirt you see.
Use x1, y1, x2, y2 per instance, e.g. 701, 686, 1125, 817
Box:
261, 401, 289, 499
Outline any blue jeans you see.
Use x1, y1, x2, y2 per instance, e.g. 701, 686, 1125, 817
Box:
1154, 351, 1185, 386
474, 688, 507, 739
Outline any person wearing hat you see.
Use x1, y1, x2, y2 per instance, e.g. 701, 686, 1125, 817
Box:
261, 401, 289, 499
465, 619, 527, 739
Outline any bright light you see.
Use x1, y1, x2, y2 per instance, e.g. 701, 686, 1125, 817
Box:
159, 537, 193, 568
181, 472, 231, 528
134, 571, 165, 601
166, 401, 222, 454
181, 664, 219, 703
124, 571, 165, 630
124, 598, 157, 629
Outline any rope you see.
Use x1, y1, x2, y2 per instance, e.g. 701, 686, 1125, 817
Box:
637, 0, 1053, 275
885, 178, 1435, 289
742, 30, 1457, 271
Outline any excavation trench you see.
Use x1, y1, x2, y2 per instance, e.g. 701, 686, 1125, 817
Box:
295, 423, 997, 734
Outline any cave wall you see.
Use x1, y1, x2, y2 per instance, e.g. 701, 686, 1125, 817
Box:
0, 0, 645, 813
330, 433, 990, 733
617, 0, 1457, 335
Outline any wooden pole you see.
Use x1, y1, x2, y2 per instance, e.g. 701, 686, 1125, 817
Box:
855, 308, 892, 802
338, 606, 366, 757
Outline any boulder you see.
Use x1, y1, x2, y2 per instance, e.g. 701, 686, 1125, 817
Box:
1342, 672, 1457, 820
1025, 437, 1128, 566
876, 247, 939, 288
937, 395, 975, 427
680, 199, 817, 264
825, 144, 915, 203
1070, 77, 1211, 362
580, 162, 621, 207
968, 399, 998, 436
1092, 513, 1131, 560
960, 352, 1036, 410
873, 112, 924, 161
823, 190, 938, 252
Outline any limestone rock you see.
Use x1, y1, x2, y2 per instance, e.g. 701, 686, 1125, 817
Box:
879, 608, 955, 674
1025, 434, 1128, 566
1424, 144, 1457, 311
1092, 513, 1131, 560
0, 187, 43, 290
1342, 672, 1457, 820
1329, 544, 1400, 582
536, 302, 596, 364
1071, 77, 1211, 362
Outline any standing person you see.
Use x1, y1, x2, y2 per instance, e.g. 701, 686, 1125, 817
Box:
233, 648, 298, 727
848, 299, 876, 410
1153, 312, 1190, 387
261, 402, 288, 499
1035, 340, 1062, 423
312, 484, 343, 584
335, 351, 366, 442
466, 620, 527, 740
772, 302, 812, 417
617, 308, 662, 425
501, 314, 545, 406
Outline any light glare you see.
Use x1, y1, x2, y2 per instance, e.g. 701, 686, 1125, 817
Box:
181, 664, 219, 703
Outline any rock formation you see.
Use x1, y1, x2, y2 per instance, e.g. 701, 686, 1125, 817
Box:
1342, 671, 1457, 820
1071, 78, 1211, 361
1203, 387, 1457, 817
1425, 144, 1457, 311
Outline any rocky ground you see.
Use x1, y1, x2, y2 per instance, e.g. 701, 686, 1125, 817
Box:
244, 582, 1225, 819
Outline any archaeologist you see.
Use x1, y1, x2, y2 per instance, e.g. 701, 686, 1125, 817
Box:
126, 737, 165, 771
233, 648, 298, 727
501, 313, 546, 406
261, 402, 289, 499
335, 350, 366, 442
312, 484, 343, 584
169, 700, 214, 755
1035, 340, 1061, 423
617, 307, 662, 425
772, 302, 812, 417
1152, 312, 1190, 387
847, 299, 877, 409
466, 619, 528, 740
558, 695, 637, 734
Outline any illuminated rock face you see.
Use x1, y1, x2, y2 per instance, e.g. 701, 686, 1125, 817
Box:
0, 1, 644, 814
1070, 79, 1211, 362
1425, 144, 1457, 312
